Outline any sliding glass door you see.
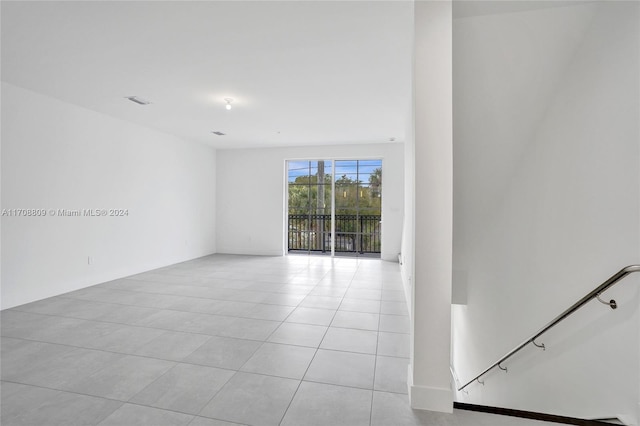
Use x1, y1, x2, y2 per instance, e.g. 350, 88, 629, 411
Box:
334, 160, 382, 256
287, 160, 333, 254
287, 159, 382, 257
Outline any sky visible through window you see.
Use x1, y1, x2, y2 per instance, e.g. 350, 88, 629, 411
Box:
288, 160, 382, 183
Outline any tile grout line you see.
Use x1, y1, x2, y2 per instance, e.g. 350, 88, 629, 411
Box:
277, 264, 357, 426
0, 335, 241, 376
193, 260, 338, 426
369, 272, 384, 426
2, 329, 408, 368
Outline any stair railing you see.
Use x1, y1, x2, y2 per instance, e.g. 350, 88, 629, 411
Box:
458, 265, 640, 392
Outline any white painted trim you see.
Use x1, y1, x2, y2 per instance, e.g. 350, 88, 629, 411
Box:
407, 365, 454, 413
283, 159, 290, 257
331, 159, 336, 257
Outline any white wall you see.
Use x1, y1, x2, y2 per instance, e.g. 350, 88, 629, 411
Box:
400, 1, 416, 309
216, 143, 403, 261
1, 82, 217, 309
408, 0, 453, 413
400, 81, 415, 308
452, 2, 639, 422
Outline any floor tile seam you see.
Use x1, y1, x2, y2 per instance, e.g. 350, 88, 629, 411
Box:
125, 364, 237, 418
1, 334, 251, 370
123, 363, 183, 410
313, 347, 381, 358
342, 296, 384, 302
275, 266, 347, 342
299, 378, 381, 393
244, 281, 338, 383
376, 350, 411, 359
214, 304, 298, 322
122, 283, 307, 297
376, 329, 410, 336
57, 287, 303, 309
275, 290, 320, 326
227, 300, 303, 309
13, 301, 285, 332
130, 274, 299, 285
28, 344, 178, 381
0, 378, 130, 405
236, 361, 313, 382
317, 342, 377, 355
276, 347, 317, 425
329, 265, 380, 331
2, 313, 245, 343
369, 289, 384, 426
83, 331, 212, 361
328, 323, 380, 332
375, 354, 410, 361
107, 277, 218, 287
189, 414, 247, 426
165, 356, 250, 373
232, 339, 277, 376
283, 318, 334, 327
0, 335, 138, 359
12, 299, 406, 329
6, 307, 167, 331
371, 387, 410, 396
261, 318, 292, 343
0, 381, 125, 426
337, 308, 382, 315
317, 272, 356, 349
110, 400, 209, 420
10, 303, 292, 330
322, 270, 378, 357
137, 269, 216, 277
144, 321, 276, 343
226, 336, 312, 426
376, 312, 410, 318
278, 266, 353, 426
258, 340, 323, 351
176, 333, 221, 361
218, 280, 315, 295
52, 294, 192, 312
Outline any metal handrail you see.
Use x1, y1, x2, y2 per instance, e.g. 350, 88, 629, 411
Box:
458, 264, 640, 392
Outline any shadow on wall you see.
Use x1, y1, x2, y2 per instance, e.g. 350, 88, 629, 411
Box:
452, 0, 640, 422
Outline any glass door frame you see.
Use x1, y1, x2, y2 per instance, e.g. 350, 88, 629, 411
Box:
284, 157, 383, 258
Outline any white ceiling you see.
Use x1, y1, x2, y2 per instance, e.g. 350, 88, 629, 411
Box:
1, 1, 413, 149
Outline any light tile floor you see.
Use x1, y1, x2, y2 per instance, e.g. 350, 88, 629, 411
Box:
1, 254, 556, 425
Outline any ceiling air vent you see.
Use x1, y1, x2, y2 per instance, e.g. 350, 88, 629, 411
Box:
211, 131, 226, 136
125, 96, 151, 105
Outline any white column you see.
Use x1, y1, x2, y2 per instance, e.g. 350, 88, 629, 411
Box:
408, 0, 453, 413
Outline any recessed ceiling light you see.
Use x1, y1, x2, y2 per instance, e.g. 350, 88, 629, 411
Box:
224, 98, 233, 110
125, 96, 151, 105
211, 131, 226, 136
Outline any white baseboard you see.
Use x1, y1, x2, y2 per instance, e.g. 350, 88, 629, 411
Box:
407, 365, 454, 413
216, 248, 284, 256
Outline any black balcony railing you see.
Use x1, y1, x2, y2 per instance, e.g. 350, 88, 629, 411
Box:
288, 214, 381, 255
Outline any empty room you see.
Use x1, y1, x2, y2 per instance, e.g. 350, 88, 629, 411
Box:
1, 1, 639, 426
